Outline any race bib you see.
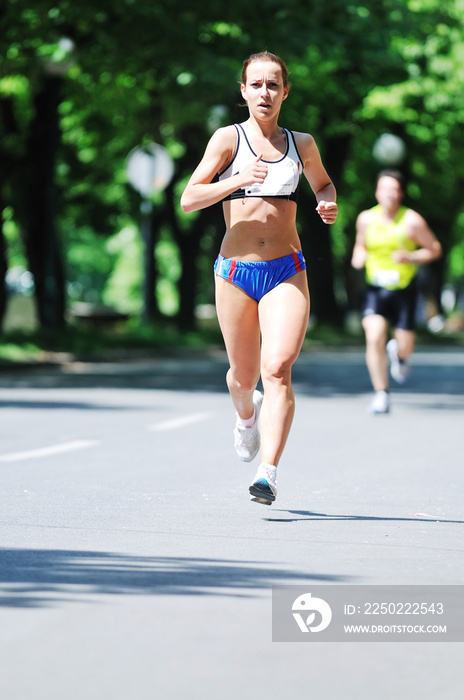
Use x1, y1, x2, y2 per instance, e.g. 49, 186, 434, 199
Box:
372, 270, 401, 289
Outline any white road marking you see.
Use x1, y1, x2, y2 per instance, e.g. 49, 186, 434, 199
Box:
0, 440, 99, 462
149, 413, 210, 432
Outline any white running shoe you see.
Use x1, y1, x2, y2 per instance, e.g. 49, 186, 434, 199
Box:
387, 339, 409, 384
369, 390, 390, 415
233, 390, 263, 462
249, 463, 277, 505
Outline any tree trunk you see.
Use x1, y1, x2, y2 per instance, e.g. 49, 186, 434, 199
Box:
22, 76, 66, 331
301, 204, 340, 323
0, 97, 17, 331
0, 206, 7, 330
176, 205, 222, 331
299, 134, 351, 324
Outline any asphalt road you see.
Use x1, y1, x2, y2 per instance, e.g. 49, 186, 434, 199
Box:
0, 346, 463, 699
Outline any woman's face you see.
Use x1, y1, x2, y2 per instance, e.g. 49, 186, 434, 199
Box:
241, 60, 289, 120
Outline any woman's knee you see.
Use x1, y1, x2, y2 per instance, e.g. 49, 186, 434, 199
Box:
261, 355, 294, 386
227, 367, 259, 394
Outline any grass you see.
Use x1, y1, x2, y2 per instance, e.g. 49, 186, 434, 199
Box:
1, 314, 463, 366
1, 293, 463, 365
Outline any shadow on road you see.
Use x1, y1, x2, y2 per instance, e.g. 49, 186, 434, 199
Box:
0, 398, 158, 411
265, 510, 464, 524
0, 549, 348, 608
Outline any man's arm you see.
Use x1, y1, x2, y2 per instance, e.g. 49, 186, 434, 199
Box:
351, 210, 370, 269
393, 210, 442, 264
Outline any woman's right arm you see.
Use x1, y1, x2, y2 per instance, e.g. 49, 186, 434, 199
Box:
180, 126, 267, 213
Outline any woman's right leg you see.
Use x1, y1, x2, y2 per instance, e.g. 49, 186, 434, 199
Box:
214, 275, 261, 420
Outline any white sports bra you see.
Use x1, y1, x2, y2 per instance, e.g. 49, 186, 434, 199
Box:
219, 123, 303, 202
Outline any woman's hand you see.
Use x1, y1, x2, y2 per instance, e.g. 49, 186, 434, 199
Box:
316, 200, 338, 224
238, 154, 268, 187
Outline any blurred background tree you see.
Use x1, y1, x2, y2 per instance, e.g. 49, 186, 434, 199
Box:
1, 0, 463, 337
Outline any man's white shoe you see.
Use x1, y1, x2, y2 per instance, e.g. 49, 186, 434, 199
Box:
233, 390, 263, 462
369, 390, 390, 415
387, 339, 409, 384
249, 463, 277, 505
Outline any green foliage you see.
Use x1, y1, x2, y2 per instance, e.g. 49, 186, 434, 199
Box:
65, 225, 117, 303
2, 0, 464, 333
103, 226, 143, 314
155, 231, 181, 316
2, 207, 27, 268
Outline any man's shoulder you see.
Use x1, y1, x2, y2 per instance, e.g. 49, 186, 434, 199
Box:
402, 207, 426, 227
357, 207, 376, 225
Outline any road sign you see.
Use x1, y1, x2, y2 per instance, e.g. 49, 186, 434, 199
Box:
126, 143, 174, 198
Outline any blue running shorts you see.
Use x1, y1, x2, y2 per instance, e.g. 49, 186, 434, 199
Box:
214, 251, 306, 302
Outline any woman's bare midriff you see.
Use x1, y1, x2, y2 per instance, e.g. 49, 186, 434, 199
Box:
219, 197, 301, 261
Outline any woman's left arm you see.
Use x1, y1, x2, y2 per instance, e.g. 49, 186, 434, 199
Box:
296, 132, 338, 224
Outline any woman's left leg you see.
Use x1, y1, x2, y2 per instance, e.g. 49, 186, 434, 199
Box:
257, 272, 310, 467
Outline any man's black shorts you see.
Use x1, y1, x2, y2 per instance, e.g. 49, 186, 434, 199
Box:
363, 279, 418, 330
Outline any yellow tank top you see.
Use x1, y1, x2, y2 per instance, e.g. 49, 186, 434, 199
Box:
365, 204, 417, 290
